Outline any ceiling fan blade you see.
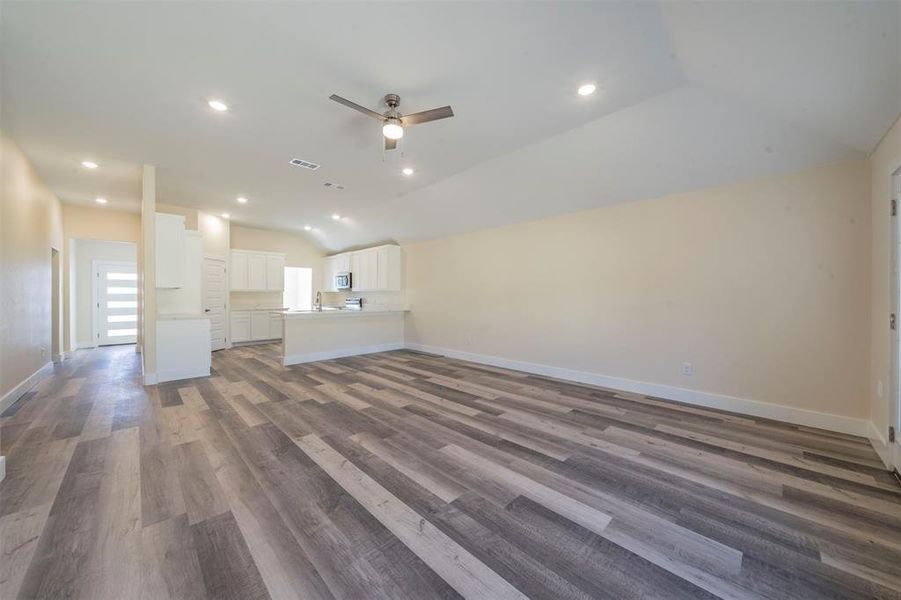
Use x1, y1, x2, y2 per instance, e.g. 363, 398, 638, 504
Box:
384, 137, 397, 151
329, 94, 384, 120
401, 105, 454, 126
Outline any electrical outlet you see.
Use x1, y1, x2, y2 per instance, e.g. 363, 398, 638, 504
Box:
681, 362, 693, 376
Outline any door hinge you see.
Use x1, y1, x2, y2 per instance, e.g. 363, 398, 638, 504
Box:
893, 199, 897, 217
892, 313, 896, 330
890, 426, 896, 443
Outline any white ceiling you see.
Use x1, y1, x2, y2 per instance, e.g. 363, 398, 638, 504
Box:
2, 1, 898, 252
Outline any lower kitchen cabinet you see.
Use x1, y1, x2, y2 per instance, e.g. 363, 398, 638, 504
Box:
230, 310, 282, 343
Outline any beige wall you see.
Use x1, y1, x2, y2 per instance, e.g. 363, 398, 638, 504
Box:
198, 211, 229, 257
0, 132, 64, 402
61, 204, 141, 352
405, 160, 871, 422
230, 225, 324, 308
869, 116, 901, 441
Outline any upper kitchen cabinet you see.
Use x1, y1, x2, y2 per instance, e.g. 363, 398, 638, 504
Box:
376, 245, 402, 291
230, 249, 286, 291
265, 254, 285, 291
351, 248, 378, 291
156, 213, 186, 288
322, 245, 400, 292
322, 252, 351, 291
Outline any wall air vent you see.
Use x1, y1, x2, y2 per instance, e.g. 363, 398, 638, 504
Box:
289, 158, 320, 170
323, 182, 345, 190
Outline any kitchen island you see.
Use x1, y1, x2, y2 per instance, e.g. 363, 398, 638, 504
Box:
277, 308, 409, 365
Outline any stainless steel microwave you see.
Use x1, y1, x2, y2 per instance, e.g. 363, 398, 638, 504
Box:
335, 272, 352, 290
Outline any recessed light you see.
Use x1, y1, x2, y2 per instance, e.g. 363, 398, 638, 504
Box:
95, 197, 107, 204
82, 160, 98, 169
208, 99, 228, 112
577, 83, 596, 96
221, 213, 230, 219
304, 225, 312, 231
236, 196, 248, 204
331, 214, 341, 221
402, 167, 415, 176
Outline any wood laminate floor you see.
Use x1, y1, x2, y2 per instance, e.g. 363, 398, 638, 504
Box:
1, 343, 899, 599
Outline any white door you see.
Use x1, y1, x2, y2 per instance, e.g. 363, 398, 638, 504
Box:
94, 261, 138, 346
203, 257, 227, 351
892, 168, 901, 472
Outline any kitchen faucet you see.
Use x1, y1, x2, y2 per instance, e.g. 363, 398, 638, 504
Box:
315, 291, 322, 311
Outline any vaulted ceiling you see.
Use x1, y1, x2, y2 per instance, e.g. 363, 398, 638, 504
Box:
2, 1, 899, 251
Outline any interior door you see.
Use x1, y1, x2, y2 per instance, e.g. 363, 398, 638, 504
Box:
203, 257, 227, 351
94, 261, 138, 345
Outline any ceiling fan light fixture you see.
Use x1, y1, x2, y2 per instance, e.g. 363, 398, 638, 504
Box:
382, 120, 404, 140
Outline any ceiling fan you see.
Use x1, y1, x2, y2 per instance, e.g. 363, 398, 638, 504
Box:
329, 93, 454, 150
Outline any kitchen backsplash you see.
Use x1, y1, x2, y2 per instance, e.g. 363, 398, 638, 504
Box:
321, 290, 407, 309
230, 291, 284, 309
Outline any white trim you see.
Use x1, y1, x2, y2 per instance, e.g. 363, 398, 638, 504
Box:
157, 366, 209, 384
74, 342, 98, 350
0, 361, 53, 413
405, 343, 870, 437
143, 372, 159, 385
0, 456, 5, 483
868, 420, 893, 469
283, 342, 405, 366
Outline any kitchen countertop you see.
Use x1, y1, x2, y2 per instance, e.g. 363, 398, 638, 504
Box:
157, 313, 210, 321
278, 308, 409, 319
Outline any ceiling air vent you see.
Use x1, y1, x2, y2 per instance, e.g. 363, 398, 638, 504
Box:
289, 158, 320, 170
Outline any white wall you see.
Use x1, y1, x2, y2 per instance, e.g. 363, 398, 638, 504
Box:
404, 160, 871, 433
71, 239, 137, 348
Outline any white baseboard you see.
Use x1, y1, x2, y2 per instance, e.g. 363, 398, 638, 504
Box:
405, 343, 870, 438
157, 367, 210, 384
143, 372, 159, 385
283, 342, 405, 366
74, 342, 97, 350
868, 421, 893, 469
0, 361, 53, 414
0, 456, 5, 483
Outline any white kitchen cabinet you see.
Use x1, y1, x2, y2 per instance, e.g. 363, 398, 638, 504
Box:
352, 248, 378, 291
376, 245, 402, 291
322, 252, 351, 291
231, 309, 281, 343
268, 313, 283, 340
230, 250, 286, 291
231, 252, 249, 290
231, 311, 251, 342
250, 311, 269, 340
155, 213, 186, 288
266, 255, 285, 291
336, 245, 401, 292
248, 254, 267, 290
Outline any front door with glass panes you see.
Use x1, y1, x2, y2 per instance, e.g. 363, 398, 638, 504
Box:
94, 261, 138, 345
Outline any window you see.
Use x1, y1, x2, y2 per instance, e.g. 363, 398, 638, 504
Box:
283, 267, 313, 311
